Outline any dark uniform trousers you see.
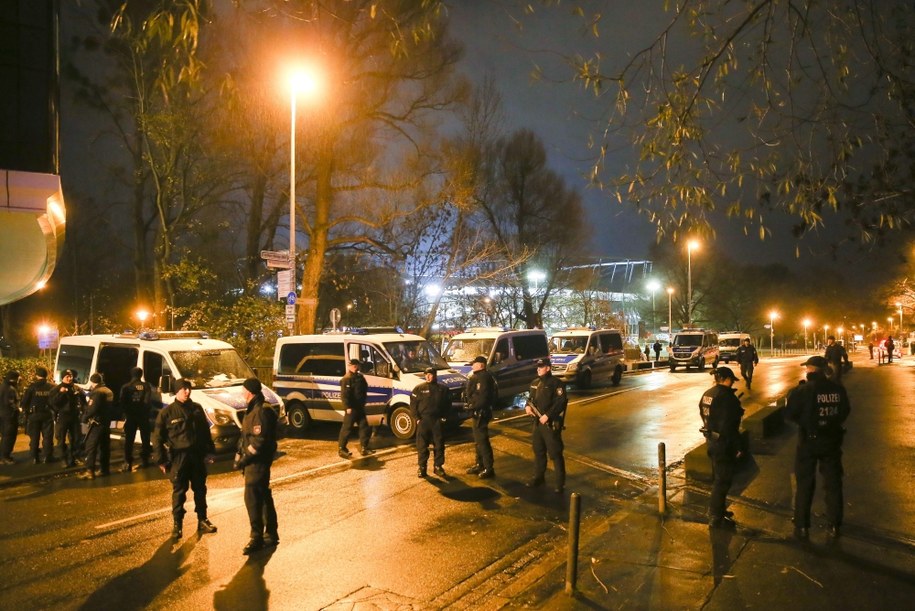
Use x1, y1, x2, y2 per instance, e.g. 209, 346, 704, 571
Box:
170, 451, 209, 520
244, 462, 278, 538
532, 423, 565, 487
56, 413, 81, 464
794, 439, 844, 528
739, 362, 755, 385
338, 409, 370, 450
416, 418, 444, 469
123, 408, 152, 466
28, 410, 55, 460
0, 412, 18, 459
472, 417, 494, 471
709, 454, 737, 520
83, 423, 110, 474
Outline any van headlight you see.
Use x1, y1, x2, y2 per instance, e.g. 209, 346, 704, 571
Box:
208, 407, 235, 426
567, 362, 579, 373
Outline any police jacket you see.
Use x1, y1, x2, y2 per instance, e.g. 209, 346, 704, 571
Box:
153, 397, 215, 462
529, 373, 567, 425
21, 379, 54, 415
735, 345, 759, 366
698, 384, 744, 458
49, 382, 84, 417
239, 394, 277, 466
410, 381, 450, 421
466, 369, 497, 420
824, 344, 848, 366
340, 370, 368, 415
83, 384, 114, 426
119, 378, 152, 417
0, 381, 19, 418
786, 371, 850, 450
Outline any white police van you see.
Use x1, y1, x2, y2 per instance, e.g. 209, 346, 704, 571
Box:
548, 328, 626, 387
718, 331, 751, 363
54, 331, 281, 452
273, 330, 468, 439
442, 328, 550, 403
668, 328, 720, 371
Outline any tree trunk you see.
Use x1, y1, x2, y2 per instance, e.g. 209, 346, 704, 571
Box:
296, 151, 333, 334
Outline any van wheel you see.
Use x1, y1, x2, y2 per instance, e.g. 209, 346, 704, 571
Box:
579, 370, 592, 389
389, 405, 416, 440
611, 366, 623, 386
286, 402, 311, 436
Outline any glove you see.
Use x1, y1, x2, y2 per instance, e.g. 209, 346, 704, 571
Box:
233, 451, 250, 470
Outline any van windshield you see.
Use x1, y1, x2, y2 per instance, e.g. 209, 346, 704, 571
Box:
720, 338, 742, 348
673, 334, 703, 347
550, 336, 587, 353
170, 349, 255, 388
443, 339, 494, 364
384, 340, 449, 373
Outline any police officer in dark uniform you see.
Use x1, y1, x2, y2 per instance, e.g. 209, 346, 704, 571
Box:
49, 369, 84, 467
465, 355, 496, 479
524, 358, 568, 493
411, 367, 449, 478
79, 373, 114, 480
0, 370, 21, 464
119, 367, 153, 472
735, 338, 759, 389
153, 378, 218, 539
786, 355, 851, 539
234, 377, 279, 555
21, 366, 55, 464
699, 367, 745, 527
338, 358, 373, 459
824, 335, 849, 383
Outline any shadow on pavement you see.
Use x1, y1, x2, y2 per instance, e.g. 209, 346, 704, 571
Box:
213, 548, 275, 611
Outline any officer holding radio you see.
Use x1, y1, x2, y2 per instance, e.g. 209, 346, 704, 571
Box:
524, 358, 567, 493
50, 369, 84, 467
411, 367, 449, 478
699, 367, 744, 527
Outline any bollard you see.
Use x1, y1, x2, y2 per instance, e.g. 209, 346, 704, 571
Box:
658, 442, 667, 514
565, 492, 582, 595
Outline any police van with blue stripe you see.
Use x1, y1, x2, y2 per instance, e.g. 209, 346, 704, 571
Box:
548, 328, 625, 388
273, 330, 468, 439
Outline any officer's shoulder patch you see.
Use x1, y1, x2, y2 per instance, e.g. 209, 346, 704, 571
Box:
557, 387, 564, 396
253, 425, 261, 435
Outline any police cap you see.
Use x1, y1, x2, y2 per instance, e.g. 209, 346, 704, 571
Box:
536, 358, 551, 367
423, 367, 437, 377
469, 355, 487, 365
801, 355, 829, 369
710, 366, 737, 381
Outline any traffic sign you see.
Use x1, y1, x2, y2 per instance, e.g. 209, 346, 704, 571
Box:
261, 249, 292, 270
276, 270, 293, 299
287, 292, 296, 305
285, 304, 296, 322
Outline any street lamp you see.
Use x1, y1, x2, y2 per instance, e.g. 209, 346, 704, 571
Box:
768, 310, 779, 356
646, 279, 660, 333
135, 309, 150, 330
686, 239, 700, 325
802, 318, 811, 353
888, 316, 894, 334
527, 269, 546, 292
896, 302, 903, 336
666, 287, 674, 336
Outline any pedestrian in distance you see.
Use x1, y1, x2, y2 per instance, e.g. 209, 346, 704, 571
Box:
338, 358, 374, 459
78, 373, 113, 480
824, 335, 850, 383
786, 356, 851, 539
234, 378, 279, 555
0, 370, 22, 464
867, 341, 874, 360
119, 367, 153, 472
698, 367, 745, 528
410, 367, 449, 478
524, 358, 568, 494
465, 355, 496, 479
153, 378, 218, 539
644, 344, 651, 361
735, 338, 760, 389
653, 340, 662, 361
49, 369, 85, 467
885, 336, 896, 364
21, 366, 55, 464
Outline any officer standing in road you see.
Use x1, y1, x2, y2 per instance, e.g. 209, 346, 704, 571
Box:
653, 340, 662, 361
824, 335, 849, 383
79, 373, 114, 480
338, 358, 374, 459
698, 367, 745, 527
119, 367, 153, 472
49, 369, 84, 467
0, 370, 21, 464
153, 378, 218, 539
524, 358, 568, 494
21, 366, 55, 464
235, 377, 279, 555
786, 355, 851, 539
735, 338, 760, 389
465, 355, 496, 479
410, 367, 449, 478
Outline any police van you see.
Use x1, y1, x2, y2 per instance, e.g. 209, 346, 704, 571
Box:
272, 330, 468, 440
668, 328, 720, 371
442, 328, 550, 402
718, 331, 751, 363
548, 328, 625, 387
53, 331, 281, 452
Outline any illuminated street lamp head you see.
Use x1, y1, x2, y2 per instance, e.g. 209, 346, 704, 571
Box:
136, 309, 150, 324
666, 287, 674, 295
802, 318, 811, 328
687, 239, 700, 252
527, 269, 546, 283
646, 279, 660, 293
769, 310, 779, 321
288, 65, 323, 101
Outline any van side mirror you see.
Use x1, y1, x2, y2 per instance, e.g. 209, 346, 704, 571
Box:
160, 374, 173, 394
492, 353, 502, 364
376, 362, 390, 378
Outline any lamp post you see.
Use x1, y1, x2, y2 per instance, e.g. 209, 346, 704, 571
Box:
769, 310, 779, 356
666, 287, 674, 336
802, 318, 811, 353
888, 316, 894, 334
135, 309, 150, 331
686, 240, 700, 325
646, 280, 660, 334
897, 302, 903, 336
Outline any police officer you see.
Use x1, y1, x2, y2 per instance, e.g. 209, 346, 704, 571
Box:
338, 358, 373, 459
49, 369, 84, 467
153, 378, 218, 539
824, 335, 849, 383
699, 367, 745, 527
79, 373, 114, 480
410, 367, 449, 478
524, 358, 567, 493
735, 338, 760, 389
234, 378, 279, 555
119, 367, 153, 472
786, 355, 851, 539
21, 366, 55, 464
0, 370, 21, 464
465, 355, 496, 479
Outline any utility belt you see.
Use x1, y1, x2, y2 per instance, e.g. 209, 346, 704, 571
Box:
699, 427, 721, 441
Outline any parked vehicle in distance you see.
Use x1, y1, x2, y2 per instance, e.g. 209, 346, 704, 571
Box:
718, 332, 751, 363
442, 328, 550, 403
548, 328, 625, 387
273, 330, 468, 439
54, 331, 281, 452
668, 328, 720, 371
